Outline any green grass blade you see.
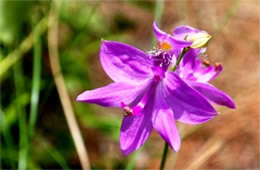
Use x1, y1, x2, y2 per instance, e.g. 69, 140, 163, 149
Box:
0, 108, 16, 168
29, 22, 42, 138
14, 61, 28, 170
39, 138, 70, 170
151, 0, 164, 47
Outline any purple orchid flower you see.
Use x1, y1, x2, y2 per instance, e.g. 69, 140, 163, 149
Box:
153, 23, 236, 110
77, 39, 219, 156
176, 48, 236, 109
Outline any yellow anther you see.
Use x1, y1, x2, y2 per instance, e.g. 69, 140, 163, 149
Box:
159, 41, 172, 51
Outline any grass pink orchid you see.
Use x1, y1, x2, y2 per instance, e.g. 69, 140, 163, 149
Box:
176, 49, 236, 110
77, 40, 218, 156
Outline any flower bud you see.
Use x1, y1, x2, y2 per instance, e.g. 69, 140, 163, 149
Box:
190, 32, 212, 49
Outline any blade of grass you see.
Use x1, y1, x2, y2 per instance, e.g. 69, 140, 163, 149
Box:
0, 109, 16, 168
48, 1, 90, 169
38, 136, 70, 170
151, 0, 164, 47
29, 18, 42, 139
0, 16, 48, 78
14, 61, 28, 170
154, 0, 164, 28
1, 93, 30, 169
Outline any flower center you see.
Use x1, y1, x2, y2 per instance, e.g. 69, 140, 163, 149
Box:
121, 81, 157, 117
121, 67, 164, 117
147, 47, 173, 71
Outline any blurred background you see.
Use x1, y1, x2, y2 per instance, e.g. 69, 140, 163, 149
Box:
0, 0, 259, 169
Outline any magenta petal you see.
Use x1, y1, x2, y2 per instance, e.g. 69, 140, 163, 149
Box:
100, 40, 153, 83
194, 64, 223, 83
153, 22, 192, 48
177, 49, 198, 79
77, 81, 149, 107
120, 93, 155, 156
173, 25, 200, 40
152, 83, 180, 151
188, 81, 236, 109
163, 72, 217, 124
153, 21, 167, 41
169, 37, 193, 48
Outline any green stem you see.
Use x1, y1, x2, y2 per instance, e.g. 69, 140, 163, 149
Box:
160, 47, 190, 170
1, 109, 16, 168
172, 47, 190, 71
160, 143, 169, 170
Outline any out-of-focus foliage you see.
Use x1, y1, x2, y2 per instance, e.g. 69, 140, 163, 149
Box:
0, 0, 138, 169
0, 0, 33, 46
0, 0, 259, 169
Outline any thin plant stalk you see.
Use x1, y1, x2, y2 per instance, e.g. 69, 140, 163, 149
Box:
172, 47, 190, 71
0, 109, 16, 168
159, 143, 169, 170
14, 62, 28, 170
48, 1, 90, 169
29, 21, 42, 138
